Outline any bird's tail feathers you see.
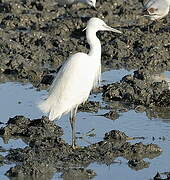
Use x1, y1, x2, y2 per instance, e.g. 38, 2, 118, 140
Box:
38, 99, 51, 114
38, 98, 70, 121
48, 108, 63, 121
38, 99, 61, 121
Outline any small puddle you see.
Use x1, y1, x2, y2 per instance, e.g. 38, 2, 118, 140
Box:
0, 82, 44, 122
0, 69, 170, 180
101, 69, 133, 85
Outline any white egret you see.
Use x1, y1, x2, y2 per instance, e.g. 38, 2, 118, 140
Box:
143, 0, 170, 20
57, 0, 96, 7
38, 17, 122, 148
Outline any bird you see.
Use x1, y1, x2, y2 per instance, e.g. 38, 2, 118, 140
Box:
57, 0, 96, 7
142, 0, 170, 20
38, 17, 122, 148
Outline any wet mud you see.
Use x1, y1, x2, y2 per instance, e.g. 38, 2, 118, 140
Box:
0, 116, 63, 143
0, 116, 162, 178
102, 68, 170, 108
0, 0, 170, 179
152, 172, 170, 180
0, 0, 169, 108
0, 0, 169, 84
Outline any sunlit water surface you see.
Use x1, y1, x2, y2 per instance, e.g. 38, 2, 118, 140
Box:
0, 69, 170, 180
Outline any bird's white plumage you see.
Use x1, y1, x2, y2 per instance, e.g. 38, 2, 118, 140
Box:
38, 17, 121, 124
39, 52, 101, 120
38, 17, 122, 147
143, 0, 170, 20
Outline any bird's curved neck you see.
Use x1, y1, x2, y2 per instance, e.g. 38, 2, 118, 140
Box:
86, 29, 101, 59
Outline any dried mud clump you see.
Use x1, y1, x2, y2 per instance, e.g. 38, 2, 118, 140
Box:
78, 101, 101, 113
59, 168, 96, 180
102, 110, 120, 120
152, 172, 170, 180
104, 129, 128, 140
128, 159, 150, 170
0, 116, 63, 143
103, 68, 170, 107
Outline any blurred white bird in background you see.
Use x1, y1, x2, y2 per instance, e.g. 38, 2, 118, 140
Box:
142, 0, 170, 20
57, 0, 96, 7
38, 17, 122, 148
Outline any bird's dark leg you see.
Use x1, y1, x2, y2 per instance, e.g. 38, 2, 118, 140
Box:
70, 106, 78, 148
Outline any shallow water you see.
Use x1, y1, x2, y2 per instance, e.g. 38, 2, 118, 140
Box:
0, 69, 170, 180
101, 69, 134, 85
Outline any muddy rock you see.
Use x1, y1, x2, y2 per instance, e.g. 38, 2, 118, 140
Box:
0, 146, 6, 167
102, 110, 120, 120
79, 100, 101, 113
104, 129, 128, 140
152, 172, 170, 180
5, 161, 56, 178
102, 68, 170, 107
146, 107, 170, 120
0, 116, 63, 143
40, 73, 55, 86
1, 116, 162, 178
128, 159, 150, 170
5, 138, 162, 177
60, 168, 96, 180
0, 0, 169, 86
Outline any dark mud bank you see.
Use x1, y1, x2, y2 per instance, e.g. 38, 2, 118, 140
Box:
0, 116, 162, 178
0, 0, 169, 85
102, 68, 170, 108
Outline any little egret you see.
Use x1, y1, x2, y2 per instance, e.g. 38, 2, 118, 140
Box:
143, 0, 170, 20
38, 17, 122, 148
57, 0, 96, 7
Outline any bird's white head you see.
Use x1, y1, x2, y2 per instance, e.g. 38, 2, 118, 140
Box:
85, 17, 122, 33
84, 0, 96, 7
